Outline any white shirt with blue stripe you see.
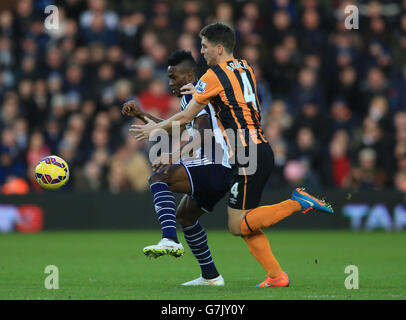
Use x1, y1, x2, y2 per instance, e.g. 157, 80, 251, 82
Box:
180, 91, 230, 169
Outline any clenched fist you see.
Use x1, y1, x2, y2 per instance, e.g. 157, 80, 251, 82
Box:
122, 100, 144, 118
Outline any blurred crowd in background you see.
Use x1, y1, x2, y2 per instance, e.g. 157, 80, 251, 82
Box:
1, 0, 406, 194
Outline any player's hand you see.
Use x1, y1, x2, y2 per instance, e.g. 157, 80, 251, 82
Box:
180, 83, 197, 95
122, 100, 144, 118
129, 117, 157, 140
152, 153, 172, 173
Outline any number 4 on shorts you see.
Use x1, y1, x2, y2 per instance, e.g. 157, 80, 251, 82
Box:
231, 182, 239, 198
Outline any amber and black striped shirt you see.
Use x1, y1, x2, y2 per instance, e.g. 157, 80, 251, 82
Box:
193, 59, 267, 150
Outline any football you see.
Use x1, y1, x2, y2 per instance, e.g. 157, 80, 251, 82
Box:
35, 155, 70, 190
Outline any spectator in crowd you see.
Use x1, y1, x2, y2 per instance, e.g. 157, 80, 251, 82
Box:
332, 66, 360, 112
138, 77, 172, 119
367, 95, 392, 131
345, 148, 388, 190
81, 11, 118, 46
12, 117, 29, 152
118, 12, 145, 57
269, 9, 294, 47
266, 43, 298, 99
352, 116, 394, 175
394, 170, 406, 192
0, 127, 26, 186
359, 67, 389, 116
266, 99, 293, 132
211, 1, 233, 27
183, 14, 202, 36
131, 56, 155, 94
288, 126, 323, 189
325, 129, 352, 188
44, 117, 62, 155
392, 66, 406, 113
74, 159, 106, 191
289, 101, 332, 145
242, 2, 264, 33
250, 62, 272, 114
1, 94, 20, 129
329, 98, 359, 136
264, 119, 284, 144
393, 111, 406, 182
299, 8, 328, 53
267, 139, 289, 189
290, 67, 325, 113
25, 130, 50, 191
79, 0, 119, 31
235, 15, 261, 47
393, 14, 406, 67
92, 62, 116, 106
118, 134, 151, 192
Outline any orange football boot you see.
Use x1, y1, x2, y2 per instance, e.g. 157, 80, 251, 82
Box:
291, 188, 334, 214
256, 272, 290, 288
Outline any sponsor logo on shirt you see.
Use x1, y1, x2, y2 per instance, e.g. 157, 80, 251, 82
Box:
195, 80, 207, 93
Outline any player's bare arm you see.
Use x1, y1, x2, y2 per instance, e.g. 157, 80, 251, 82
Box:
123, 100, 187, 136
122, 100, 164, 124
130, 98, 206, 140
152, 113, 211, 173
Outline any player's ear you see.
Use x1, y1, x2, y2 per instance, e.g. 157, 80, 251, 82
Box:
187, 70, 195, 82
217, 44, 223, 56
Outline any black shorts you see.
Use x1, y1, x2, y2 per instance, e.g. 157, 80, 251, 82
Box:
180, 159, 233, 212
228, 142, 275, 210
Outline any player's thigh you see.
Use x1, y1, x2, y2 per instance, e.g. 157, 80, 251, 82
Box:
227, 206, 250, 236
228, 143, 274, 211
227, 143, 274, 236
176, 195, 205, 227
149, 164, 191, 194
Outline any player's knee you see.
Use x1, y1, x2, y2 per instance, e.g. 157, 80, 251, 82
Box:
227, 208, 247, 236
228, 223, 242, 236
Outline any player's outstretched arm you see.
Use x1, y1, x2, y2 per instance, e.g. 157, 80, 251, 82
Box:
121, 100, 164, 124
150, 113, 210, 173
131, 98, 206, 140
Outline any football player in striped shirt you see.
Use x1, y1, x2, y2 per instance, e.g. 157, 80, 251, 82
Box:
123, 50, 232, 286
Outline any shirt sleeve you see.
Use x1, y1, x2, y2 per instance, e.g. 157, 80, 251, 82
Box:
193, 69, 222, 105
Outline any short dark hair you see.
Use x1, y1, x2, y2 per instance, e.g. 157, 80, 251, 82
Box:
167, 50, 196, 70
199, 23, 235, 53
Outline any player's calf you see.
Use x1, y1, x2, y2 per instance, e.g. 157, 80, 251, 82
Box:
176, 210, 198, 228
176, 197, 203, 227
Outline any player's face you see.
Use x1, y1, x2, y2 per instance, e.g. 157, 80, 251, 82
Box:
168, 66, 186, 97
200, 37, 218, 66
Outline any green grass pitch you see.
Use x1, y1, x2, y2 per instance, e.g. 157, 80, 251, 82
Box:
0, 230, 405, 300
